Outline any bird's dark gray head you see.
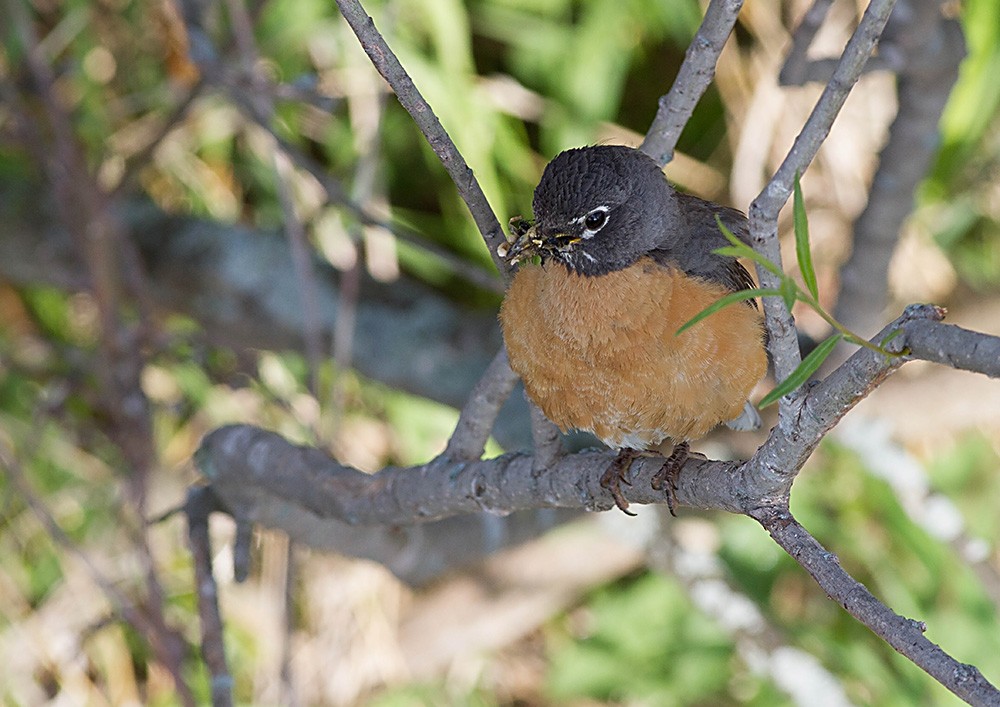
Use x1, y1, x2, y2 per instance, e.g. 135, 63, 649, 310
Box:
505, 145, 685, 276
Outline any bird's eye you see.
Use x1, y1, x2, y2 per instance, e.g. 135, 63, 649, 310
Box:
584, 208, 608, 231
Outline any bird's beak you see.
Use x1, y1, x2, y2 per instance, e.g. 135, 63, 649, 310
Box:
498, 217, 580, 264
499, 225, 542, 264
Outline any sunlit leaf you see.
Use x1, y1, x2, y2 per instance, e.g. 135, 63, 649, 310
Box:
713, 217, 783, 276
780, 276, 798, 311
676, 287, 780, 335
758, 333, 843, 407
794, 174, 819, 300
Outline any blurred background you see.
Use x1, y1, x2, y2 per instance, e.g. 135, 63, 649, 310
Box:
1, 0, 999, 703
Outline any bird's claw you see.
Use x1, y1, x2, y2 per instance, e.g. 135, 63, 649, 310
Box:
650, 441, 690, 516
600, 448, 643, 516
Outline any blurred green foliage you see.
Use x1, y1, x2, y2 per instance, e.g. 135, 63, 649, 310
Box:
925, 0, 1000, 288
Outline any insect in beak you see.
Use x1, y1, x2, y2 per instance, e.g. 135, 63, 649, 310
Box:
499, 216, 580, 264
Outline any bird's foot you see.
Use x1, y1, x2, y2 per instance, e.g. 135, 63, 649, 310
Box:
651, 441, 690, 516
600, 448, 645, 516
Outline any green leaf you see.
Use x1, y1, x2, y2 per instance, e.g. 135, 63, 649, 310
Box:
779, 276, 798, 311
715, 215, 745, 247
793, 174, 819, 300
713, 215, 785, 277
711, 246, 783, 278
758, 333, 843, 407
879, 328, 904, 349
676, 287, 781, 335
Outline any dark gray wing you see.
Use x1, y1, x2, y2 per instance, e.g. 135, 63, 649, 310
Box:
648, 191, 758, 301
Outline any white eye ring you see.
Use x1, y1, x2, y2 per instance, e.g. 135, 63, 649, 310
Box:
581, 207, 609, 237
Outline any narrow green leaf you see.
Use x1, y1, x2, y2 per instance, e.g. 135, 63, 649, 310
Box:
793, 174, 819, 300
712, 245, 752, 258
714, 216, 784, 276
758, 333, 843, 407
715, 215, 744, 247
711, 246, 783, 277
779, 276, 798, 311
879, 328, 904, 349
676, 287, 781, 335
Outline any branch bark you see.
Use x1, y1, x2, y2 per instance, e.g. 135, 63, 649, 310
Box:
834, 2, 966, 338
750, 0, 899, 387
195, 306, 990, 529
192, 303, 1000, 702
753, 503, 1000, 706
640, 0, 746, 166
333, 0, 511, 279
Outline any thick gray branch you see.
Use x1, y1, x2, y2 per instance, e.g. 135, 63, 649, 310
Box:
192, 303, 1000, 551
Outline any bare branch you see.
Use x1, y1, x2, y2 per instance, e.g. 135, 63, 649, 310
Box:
185, 487, 234, 707
333, 0, 511, 279
750, 0, 898, 386
902, 318, 1000, 378
529, 398, 565, 475
834, 5, 966, 338
174, 0, 504, 294
747, 304, 939, 495
192, 304, 1000, 528
640, 0, 746, 166
753, 503, 1000, 706
442, 346, 520, 461
779, 0, 836, 86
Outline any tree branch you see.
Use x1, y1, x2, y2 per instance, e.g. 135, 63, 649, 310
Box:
752, 502, 1000, 706
442, 346, 519, 461
185, 487, 234, 707
333, 0, 511, 279
194, 305, 998, 524
640, 0, 746, 166
750, 0, 898, 386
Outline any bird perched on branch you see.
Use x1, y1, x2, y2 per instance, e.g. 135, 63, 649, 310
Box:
498, 145, 767, 514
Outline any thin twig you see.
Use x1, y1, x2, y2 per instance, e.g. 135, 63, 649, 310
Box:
333, 0, 511, 280
746, 303, 940, 496
779, 0, 836, 86
441, 346, 520, 461
223, 0, 325, 400
229, 93, 504, 294
186, 487, 235, 707
529, 399, 564, 477
9, 5, 193, 702
647, 516, 854, 706
749, 0, 898, 387
273, 149, 325, 399
109, 79, 206, 199
753, 502, 1000, 706
640, 0, 746, 166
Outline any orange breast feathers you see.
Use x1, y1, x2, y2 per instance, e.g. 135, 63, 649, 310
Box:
499, 257, 767, 449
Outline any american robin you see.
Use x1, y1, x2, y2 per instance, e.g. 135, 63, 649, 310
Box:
498, 145, 767, 514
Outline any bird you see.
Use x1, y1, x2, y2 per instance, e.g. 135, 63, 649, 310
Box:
498, 144, 767, 514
